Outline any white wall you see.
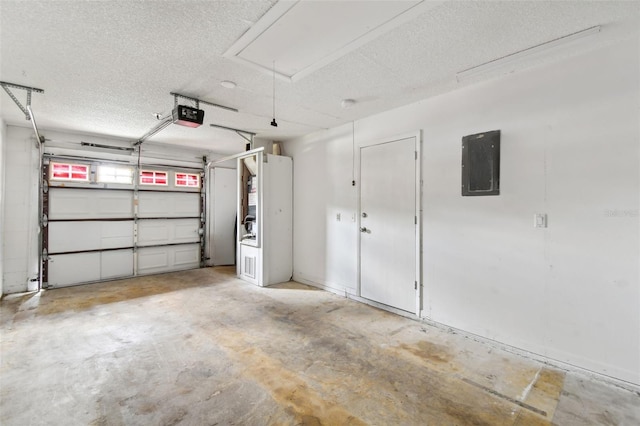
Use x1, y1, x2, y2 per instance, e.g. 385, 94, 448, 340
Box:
289, 124, 359, 294
0, 118, 6, 297
284, 36, 640, 385
2, 126, 40, 294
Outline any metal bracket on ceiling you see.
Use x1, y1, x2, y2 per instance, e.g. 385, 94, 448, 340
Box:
236, 131, 252, 143
206, 146, 265, 169
0, 81, 44, 120
209, 123, 256, 145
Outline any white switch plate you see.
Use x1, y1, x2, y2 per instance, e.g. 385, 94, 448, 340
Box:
534, 213, 547, 228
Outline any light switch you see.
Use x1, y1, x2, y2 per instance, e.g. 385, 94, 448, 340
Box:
336, 213, 341, 222
534, 213, 547, 228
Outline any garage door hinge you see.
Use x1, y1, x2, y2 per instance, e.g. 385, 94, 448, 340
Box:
41, 214, 48, 227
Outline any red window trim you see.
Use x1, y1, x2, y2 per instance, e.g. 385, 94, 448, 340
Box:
175, 172, 200, 188
50, 162, 90, 182
139, 170, 168, 186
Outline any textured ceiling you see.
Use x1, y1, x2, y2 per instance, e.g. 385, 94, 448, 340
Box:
1, 1, 638, 156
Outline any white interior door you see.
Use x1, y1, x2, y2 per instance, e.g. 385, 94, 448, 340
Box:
360, 137, 417, 313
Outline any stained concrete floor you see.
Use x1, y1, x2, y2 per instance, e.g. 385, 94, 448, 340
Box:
1, 267, 639, 426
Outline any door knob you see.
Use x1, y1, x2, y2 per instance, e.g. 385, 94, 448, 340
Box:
360, 227, 370, 233
362, 212, 368, 218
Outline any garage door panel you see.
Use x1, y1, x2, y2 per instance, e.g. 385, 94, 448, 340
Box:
137, 244, 200, 275
137, 219, 200, 246
137, 250, 168, 272
49, 188, 133, 219
137, 222, 169, 246
174, 222, 199, 241
98, 196, 133, 216
49, 221, 134, 253
138, 192, 200, 218
48, 249, 134, 287
101, 222, 135, 248
174, 245, 200, 266
101, 250, 134, 280
48, 252, 101, 287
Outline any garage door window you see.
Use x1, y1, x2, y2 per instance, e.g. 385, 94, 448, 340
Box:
97, 165, 134, 184
175, 173, 200, 188
140, 170, 168, 186
50, 162, 89, 182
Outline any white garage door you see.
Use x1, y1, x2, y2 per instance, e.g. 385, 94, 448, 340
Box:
44, 159, 203, 288
136, 192, 201, 275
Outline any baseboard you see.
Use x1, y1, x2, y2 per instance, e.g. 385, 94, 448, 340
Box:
292, 275, 354, 297
291, 274, 640, 392
346, 294, 419, 320
417, 316, 640, 394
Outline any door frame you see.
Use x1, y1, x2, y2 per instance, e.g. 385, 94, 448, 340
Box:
357, 130, 422, 316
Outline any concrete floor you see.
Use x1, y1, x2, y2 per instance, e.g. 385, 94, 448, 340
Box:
1, 267, 639, 425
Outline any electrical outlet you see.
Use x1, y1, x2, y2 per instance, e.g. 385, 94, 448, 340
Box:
534, 213, 547, 228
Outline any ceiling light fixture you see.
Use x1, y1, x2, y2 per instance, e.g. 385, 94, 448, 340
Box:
271, 60, 278, 127
220, 80, 237, 89
341, 99, 356, 109
456, 26, 601, 82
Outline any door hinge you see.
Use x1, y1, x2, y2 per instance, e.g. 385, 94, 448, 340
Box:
415, 151, 418, 160
414, 216, 417, 225
414, 281, 418, 290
